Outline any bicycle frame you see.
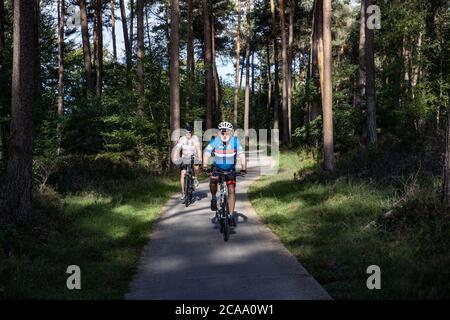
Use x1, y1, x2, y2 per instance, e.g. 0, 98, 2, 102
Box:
212, 168, 242, 241
183, 155, 196, 207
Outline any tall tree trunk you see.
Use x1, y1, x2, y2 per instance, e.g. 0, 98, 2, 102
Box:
119, 0, 132, 85
136, 0, 144, 117
353, 0, 365, 109
365, 0, 377, 144
322, 0, 334, 171
307, 0, 320, 123
287, 0, 295, 143
145, 6, 151, 50
79, 0, 94, 95
233, 0, 241, 127
266, 41, 272, 123
239, 54, 244, 88
186, 0, 194, 120
94, 0, 103, 97
315, 0, 324, 95
279, 0, 289, 144
1, 0, 37, 224
443, 89, 450, 208
203, 0, 213, 129
57, 0, 65, 155
212, 15, 220, 119
251, 50, 254, 128
258, 53, 263, 129
130, 0, 134, 53
244, 0, 250, 138
270, 0, 279, 129
170, 0, 180, 137
411, 31, 423, 99
111, 0, 117, 62
251, 51, 255, 95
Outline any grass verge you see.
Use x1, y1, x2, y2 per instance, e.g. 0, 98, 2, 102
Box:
0, 173, 178, 299
249, 150, 450, 299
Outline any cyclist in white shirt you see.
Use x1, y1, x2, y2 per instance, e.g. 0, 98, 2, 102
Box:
174, 124, 202, 200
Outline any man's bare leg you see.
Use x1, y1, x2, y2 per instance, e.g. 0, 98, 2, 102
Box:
194, 165, 201, 176
210, 179, 218, 197
227, 184, 236, 214
210, 178, 218, 211
180, 170, 186, 194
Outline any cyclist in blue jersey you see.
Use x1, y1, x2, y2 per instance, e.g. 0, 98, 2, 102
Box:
203, 121, 247, 226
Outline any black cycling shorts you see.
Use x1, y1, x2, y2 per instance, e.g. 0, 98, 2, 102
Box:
210, 166, 236, 185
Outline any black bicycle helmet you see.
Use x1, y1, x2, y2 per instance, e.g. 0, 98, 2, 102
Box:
185, 123, 193, 132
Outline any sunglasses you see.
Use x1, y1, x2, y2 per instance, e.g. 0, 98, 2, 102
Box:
220, 130, 231, 135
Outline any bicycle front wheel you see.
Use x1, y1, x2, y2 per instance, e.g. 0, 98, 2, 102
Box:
184, 175, 190, 207
222, 195, 229, 242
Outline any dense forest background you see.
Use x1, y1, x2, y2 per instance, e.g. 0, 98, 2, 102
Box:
0, 0, 449, 198
0, 0, 449, 299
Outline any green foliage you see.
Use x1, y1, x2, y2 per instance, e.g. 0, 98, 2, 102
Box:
250, 150, 450, 299
0, 173, 178, 299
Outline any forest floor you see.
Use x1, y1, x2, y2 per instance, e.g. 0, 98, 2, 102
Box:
0, 172, 178, 299
249, 150, 450, 299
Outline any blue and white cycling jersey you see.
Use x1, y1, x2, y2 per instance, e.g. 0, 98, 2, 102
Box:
205, 136, 244, 170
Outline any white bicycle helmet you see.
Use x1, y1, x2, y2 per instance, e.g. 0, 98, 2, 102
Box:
218, 121, 234, 131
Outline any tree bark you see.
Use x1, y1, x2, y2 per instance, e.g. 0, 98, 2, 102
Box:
119, 0, 131, 62
287, 0, 295, 143
233, 0, 241, 127
307, 0, 320, 123
239, 54, 244, 88
111, 0, 117, 62
1, 0, 37, 224
130, 0, 135, 53
119, 0, 132, 85
365, 0, 377, 144
258, 52, 263, 129
57, 0, 65, 155
186, 0, 194, 119
79, 0, 94, 95
353, 0, 365, 109
251, 50, 255, 95
322, 0, 334, 171
315, 0, 324, 95
266, 41, 272, 122
136, 0, 144, 117
169, 0, 180, 136
244, 0, 250, 138
94, 0, 103, 97
212, 15, 220, 118
270, 0, 279, 129
145, 6, 151, 51
203, 0, 213, 129
279, 0, 289, 144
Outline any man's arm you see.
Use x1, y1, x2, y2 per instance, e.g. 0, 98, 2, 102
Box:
203, 139, 215, 169
171, 137, 183, 165
194, 136, 202, 164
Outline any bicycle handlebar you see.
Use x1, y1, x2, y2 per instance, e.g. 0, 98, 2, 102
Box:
204, 167, 246, 177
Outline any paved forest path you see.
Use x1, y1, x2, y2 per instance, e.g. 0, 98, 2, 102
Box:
126, 155, 330, 300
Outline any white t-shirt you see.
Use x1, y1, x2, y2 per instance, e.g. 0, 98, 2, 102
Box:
177, 135, 200, 159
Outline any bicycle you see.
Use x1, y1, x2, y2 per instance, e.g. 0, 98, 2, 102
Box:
182, 155, 196, 207
209, 168, 244, 242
